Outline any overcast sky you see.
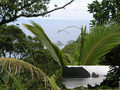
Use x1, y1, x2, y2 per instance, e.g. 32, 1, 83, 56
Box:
31, 0, 102, 20
19, 0, 103, 20
13, 0, 103, 45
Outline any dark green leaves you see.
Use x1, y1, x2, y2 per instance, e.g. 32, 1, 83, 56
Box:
88, 0, 120, 25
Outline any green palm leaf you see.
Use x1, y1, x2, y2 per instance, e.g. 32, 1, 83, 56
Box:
0, 58, 60, 90
23, 21, 64, 66
80, 26, 120, 65
23, 21, 120, 66
0, 58, 46, 77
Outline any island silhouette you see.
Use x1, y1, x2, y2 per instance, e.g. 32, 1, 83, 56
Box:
62, 66, 100, 78
91, 72, 99, 78
62, 66, 90, 78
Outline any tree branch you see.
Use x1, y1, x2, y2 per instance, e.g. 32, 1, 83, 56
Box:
20, 0, 75, 17
0, 15, 20, 25
42, 0, 75, 15
0, 0, 75, 25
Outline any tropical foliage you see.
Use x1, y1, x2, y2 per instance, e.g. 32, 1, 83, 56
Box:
23, 22, 120, 89
23, 21, 120, 66
0, 58, 60, 90
0, 24, 60, 89
0, 24, 59, 76
88, 1, 120, 88
0, 0, 119, 89
0, 21, 120, 89
88, 0, 120, 25
63, 25, 120, 65
23, 21, 65, 67
0, 0, 74, 25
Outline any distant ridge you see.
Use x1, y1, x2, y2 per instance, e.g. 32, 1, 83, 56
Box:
62, 66, 90, 78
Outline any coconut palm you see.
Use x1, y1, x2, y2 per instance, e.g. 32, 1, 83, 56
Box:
23, 22, 64, 67
75, 25, 120, 65
23, 21, 120, 65
23, 22, 120, 89
62, 25, 120, 65
1, 21, 120, 89
0, 58, 60, 90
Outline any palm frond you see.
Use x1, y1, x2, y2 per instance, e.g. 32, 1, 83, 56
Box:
58, 26, 80, 34
0, 58, 60, 89
80, 26, 120, 65
62, 25, 120, 65
78, 26, 87, 64
23, 21, 64, 66
59, 26, 86, 65
0, 58, 46, 77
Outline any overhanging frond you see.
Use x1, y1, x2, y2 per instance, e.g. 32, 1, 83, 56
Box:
0, 58, 60, 90
80, 26, 120, 65
0, 58, 46, 77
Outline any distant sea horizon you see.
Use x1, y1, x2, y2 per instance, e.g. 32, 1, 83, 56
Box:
62, 66, 109, 89
62, 76, 106, 89
9, 18, 91, 47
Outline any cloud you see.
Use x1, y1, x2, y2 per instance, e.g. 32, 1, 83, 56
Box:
83, 66, 109, 75
43, 0, 102, 20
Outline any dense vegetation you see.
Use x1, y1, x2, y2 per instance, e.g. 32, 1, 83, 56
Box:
87, 0, 120, 89
0, 0, 120, 89
88, 0, 120, 25
23, 21, 120, 89
62, 26, 120, 89
0, 22, 120, 90
0, 25, 60, 89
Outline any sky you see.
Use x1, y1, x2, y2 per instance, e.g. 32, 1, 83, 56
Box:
29, 0, 102, 20
48, 0, 93, 20
11, 0, 102, 46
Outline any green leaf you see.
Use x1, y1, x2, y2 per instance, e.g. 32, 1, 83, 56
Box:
80, 26, 120, 65
23, 21, 64, 66
0, 58, 59, 89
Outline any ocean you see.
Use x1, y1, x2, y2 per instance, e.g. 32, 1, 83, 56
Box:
62, 66, 109, 89
62, 76, 106, 89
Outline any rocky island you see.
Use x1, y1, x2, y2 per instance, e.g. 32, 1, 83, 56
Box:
91, 72, 99, 78
62, 66, 90, 78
